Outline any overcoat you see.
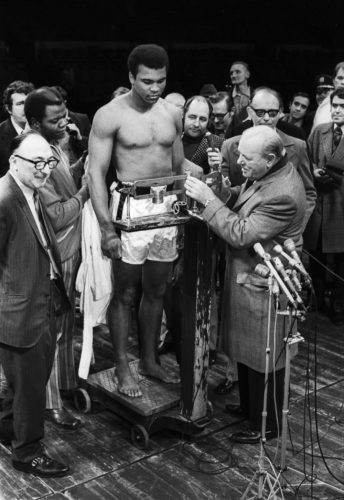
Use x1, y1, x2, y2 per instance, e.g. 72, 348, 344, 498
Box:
221, 130, 316, 227
202, 160, 307, 372
304, 122, 344, 253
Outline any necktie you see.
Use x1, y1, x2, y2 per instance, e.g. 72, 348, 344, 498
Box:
333, 126, 342, 149
33, 191, 60, 278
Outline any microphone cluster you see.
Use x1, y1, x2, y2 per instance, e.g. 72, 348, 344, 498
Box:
253, 239, 312, 311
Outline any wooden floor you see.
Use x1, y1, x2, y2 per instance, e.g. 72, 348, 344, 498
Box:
1, 311, 344, 500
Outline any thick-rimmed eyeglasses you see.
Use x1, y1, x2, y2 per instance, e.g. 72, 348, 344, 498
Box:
14, 155, 58, 170
212, 112, 228, 120
251, 108, 280, 118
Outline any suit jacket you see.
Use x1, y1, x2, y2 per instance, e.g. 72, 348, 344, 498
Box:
183, 133, 223, 174
221, 130, 316, 227
39, 150, 88, 262
304, 122, 344, 252
0, 173, 67, 348
0, 118, 17, 177
226, 116, 307, 141
202, 160, 307, 372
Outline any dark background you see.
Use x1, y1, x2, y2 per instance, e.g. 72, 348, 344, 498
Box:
0, 0, 343, 118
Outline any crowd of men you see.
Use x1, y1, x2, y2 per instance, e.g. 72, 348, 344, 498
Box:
0, 43, 343, 477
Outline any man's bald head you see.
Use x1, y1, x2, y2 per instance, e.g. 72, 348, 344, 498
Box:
238, 126, 284, 181
248, 87, 283, 128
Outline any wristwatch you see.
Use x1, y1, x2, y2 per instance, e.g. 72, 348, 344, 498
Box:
203, 198, 216, 208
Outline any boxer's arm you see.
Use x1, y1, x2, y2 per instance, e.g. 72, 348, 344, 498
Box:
88, 107, 121, 259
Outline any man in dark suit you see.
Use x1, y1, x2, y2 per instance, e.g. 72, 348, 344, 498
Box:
221, 87, 316, 228
25, 87, 89, 428
0, 80, 35, 176
0, 130, 70, 476
186, 126, 307, 443
304, 88, 344, 325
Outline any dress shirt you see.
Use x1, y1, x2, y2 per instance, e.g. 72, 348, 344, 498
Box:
10, 117, 25, 136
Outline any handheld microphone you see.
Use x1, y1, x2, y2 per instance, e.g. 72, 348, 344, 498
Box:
283, 239, 306, 271
254, 263, 280, 304
272, 257, 305, 309
273, 243, 312, 287
205, 131, 216, 151
283, 239, 312, 287
291, 269, 302, 292
253, 243, 297, 307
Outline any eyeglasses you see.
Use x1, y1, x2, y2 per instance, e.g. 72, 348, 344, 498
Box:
251, 108, 280, 118
212, 112, 228, 120
14, 155, 58, 170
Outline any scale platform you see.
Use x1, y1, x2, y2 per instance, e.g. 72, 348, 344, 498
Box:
75, 358, 210, 449
113, 213, 191, 232
87, 359, 180, 417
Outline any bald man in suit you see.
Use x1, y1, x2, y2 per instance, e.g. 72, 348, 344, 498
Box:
220, 87, 316, 228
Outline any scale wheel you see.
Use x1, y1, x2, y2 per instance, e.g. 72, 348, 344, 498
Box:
74, 388, 92, 414
206, 401, 214, 418
130, 424, 149, 450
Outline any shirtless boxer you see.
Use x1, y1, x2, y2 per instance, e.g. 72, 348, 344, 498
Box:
88, 44, 193, 397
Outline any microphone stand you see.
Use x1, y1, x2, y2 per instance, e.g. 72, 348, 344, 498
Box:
242, 274, 285, 500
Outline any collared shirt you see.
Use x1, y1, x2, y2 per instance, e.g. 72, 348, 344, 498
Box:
232, 86, 251, 114
10, 117, 25, 136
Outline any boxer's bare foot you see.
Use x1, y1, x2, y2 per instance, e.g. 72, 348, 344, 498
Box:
138, 361, 181, 384
114, 367, 142, 398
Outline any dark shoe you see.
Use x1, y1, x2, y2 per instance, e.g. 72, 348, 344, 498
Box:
209, 350, 217, 366
13, 452, 70, 477
224, 404, 248, 417
215, 379, 237, 395
45, 408, 82, 430
230, 429, 277, 444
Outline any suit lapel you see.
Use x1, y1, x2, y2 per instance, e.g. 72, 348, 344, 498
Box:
233, 181, 262, 211
7, 174, 48, 251
322, 124, 333, 161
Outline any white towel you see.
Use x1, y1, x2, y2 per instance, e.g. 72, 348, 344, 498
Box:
76, 199, 113, 379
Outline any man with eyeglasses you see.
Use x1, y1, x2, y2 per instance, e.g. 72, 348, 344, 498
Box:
209, 92, 233, 138
304, 88, 344, 326
221, 87, 316, 225
0, 130, 70, 476
24, 87, 89, 430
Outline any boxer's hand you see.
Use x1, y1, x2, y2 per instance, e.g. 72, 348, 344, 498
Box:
185, 176, 216, 205
206, 147, 222, 170
101, 228, 122, 259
